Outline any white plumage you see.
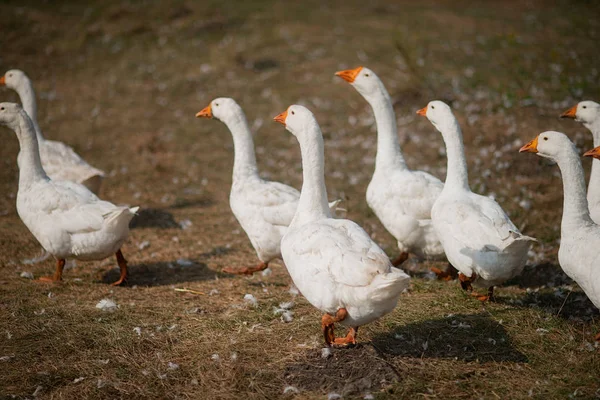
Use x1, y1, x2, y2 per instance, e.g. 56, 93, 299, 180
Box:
420, 101, 534, 297
0, 102, 136, 285
196, 98, 340, 275
337, 66, 445, 262
521, 132, 600, 326
1, 69, 105, 194
560, 101, 600, 224
276, 105, 409, 346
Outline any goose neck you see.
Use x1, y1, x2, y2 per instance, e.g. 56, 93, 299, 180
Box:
14, 110, 48, 188
15, 79, 44, 142
367, 90, 406, 171
223, 114, 259, 181
438, 120, 470, 191
556, 146, 594, 229
291, 122, 331, 227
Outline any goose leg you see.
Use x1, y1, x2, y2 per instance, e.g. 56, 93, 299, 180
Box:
391, 252, 409, 267
321, 308, 348, 347
111, 250, 128, 286
459, 273, 492, 302
38, 259, 65, 283
595, 332, 600, 342
223, 262, 268, 275
458, 273, 474, 292
333, 327, 358, 346
431, 263, 459, 281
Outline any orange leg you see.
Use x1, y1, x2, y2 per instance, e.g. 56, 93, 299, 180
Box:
431, 263, 458, 281
333, 327, 358, 346
321, 308, 349, 347
111, 250, 128, 286
458, 272, 474, 292
223, 262, 268, 275
391, 252, 409, 267
459, 273, 493, 302
38, 259, 65, 283
595, 332, 600, 342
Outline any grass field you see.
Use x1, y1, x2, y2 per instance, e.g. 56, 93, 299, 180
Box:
1, 0, 599, 398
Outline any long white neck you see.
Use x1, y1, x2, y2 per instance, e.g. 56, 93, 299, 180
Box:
222, 112, 259, 181
365, 87, 407, 172
555, 145, 594, 230
290, 121, 331, 228
15, 79, 44, 142
437, 118, 470, 192
14, 110, 48, 188
584, 120, 600, 208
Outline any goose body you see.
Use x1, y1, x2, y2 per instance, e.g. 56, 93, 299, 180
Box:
0, 102, 136, 285
276, 105, 409, 345
196, 98, 340, 275
1, 70, 105, 194
419, 101, 535, 296
521, 133, 600, 314
561, 101, 600, 224
337, 67, 445, 261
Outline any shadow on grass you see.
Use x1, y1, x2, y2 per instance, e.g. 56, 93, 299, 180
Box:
101, 260, 221, 286
507, 262, 573, 289
499, 262, 599, 321
284, 344, 400, 397
497, 289, 600, 322
371, 313, 528, 363
130, 208, 179, 229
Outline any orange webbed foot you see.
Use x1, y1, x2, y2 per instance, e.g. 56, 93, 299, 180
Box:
37, 276, 62, 283
223, 262, 268, 275
333, 327, 358, 346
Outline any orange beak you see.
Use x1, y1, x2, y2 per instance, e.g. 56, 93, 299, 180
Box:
0, 75, 5, 85
273, 109, 288, 125
519, 136, 539, 153
335, 67, 363, 83
416, 106, 427, 117
583, 146, 600, 159
195, 105, 212, 118
560, 105, 578, 119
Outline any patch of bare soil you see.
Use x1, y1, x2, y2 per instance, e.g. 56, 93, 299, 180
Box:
284, 345, 399, 396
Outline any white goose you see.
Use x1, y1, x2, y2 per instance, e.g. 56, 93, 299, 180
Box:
196, 98, 340, 275
520, 133, 600, 339
336, 67, 449, 272
560, 101, 600, 224
0, 102, 137, 285
274, 105, 410, 346
1, 69, 105, 194
418, 101, 535, 300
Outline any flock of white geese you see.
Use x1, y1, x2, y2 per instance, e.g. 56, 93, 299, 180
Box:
1, 66, 599, 346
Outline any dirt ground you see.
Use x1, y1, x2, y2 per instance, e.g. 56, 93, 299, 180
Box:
1, 0, 599, 398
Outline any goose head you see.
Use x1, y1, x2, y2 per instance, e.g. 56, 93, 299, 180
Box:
584, 146, 600, 160
0, 102, 25, 130
273, 105, 317, 139
0, 69, 30, 91
196, 97, 243, 123
519, 131, 577, 162
560, 101, 600, 125
416, 100, 456, 132
335, 66, 384, 98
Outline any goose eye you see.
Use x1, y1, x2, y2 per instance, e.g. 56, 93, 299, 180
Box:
291, 111, 295, 115
0, 107, 4, 111
364, 73, 369, 77
215, 103, 219, 107
431, 105, 435, 109
583, 105, 587, 109
543, 137, 548, 141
